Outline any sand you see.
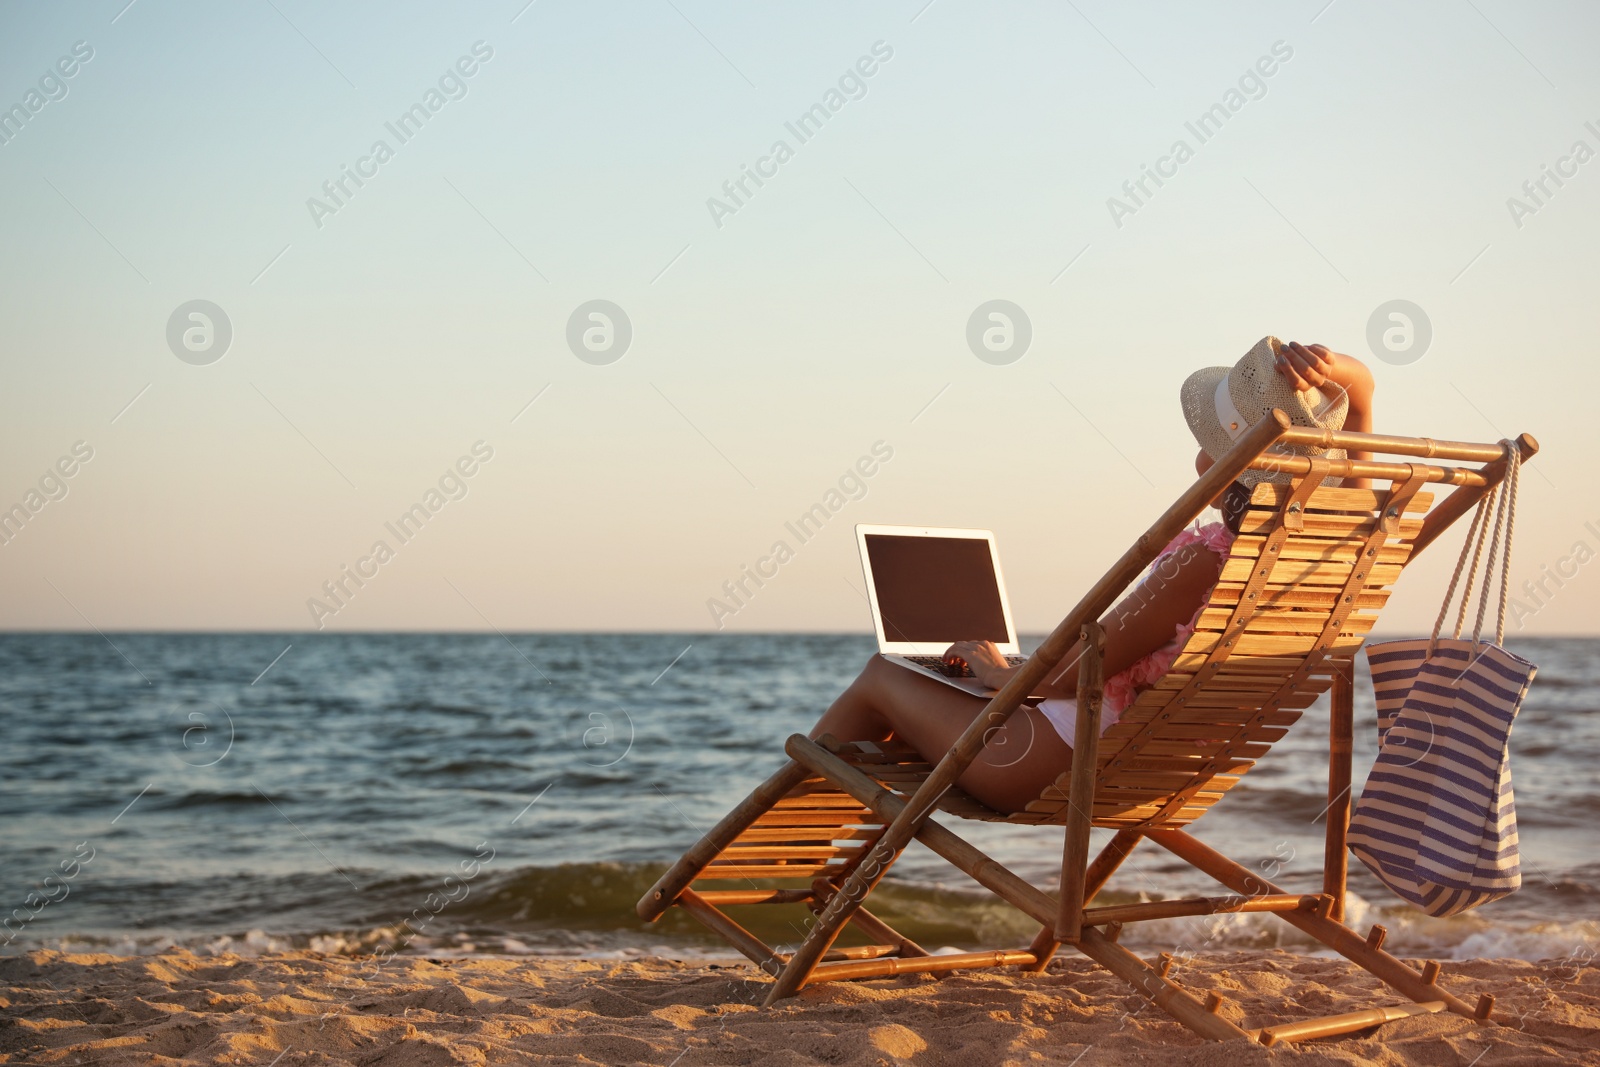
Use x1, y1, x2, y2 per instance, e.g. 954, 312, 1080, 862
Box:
2, 949, 1597, 1065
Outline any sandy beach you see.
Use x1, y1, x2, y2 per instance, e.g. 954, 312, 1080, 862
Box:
4, 948, 1597, 1065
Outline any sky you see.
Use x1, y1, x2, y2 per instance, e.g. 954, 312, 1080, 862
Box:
1, 0, 1596, 635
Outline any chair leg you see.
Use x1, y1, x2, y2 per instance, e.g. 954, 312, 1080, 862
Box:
1023, 828, 1142, 972
1056, 622, 1106, 944
1323, 661, 1354, 922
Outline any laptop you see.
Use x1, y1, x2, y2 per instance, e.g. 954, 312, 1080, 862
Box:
855, 523, 1032, 698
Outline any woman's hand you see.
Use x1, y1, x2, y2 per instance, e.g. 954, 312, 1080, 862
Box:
1275, 342, 1375, 409
1274, 341, 1339, 392
943, 640, 1013, 689
1274, 339, 1377, 486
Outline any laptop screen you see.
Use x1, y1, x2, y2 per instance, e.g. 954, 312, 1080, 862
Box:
863, 534, 1010, 644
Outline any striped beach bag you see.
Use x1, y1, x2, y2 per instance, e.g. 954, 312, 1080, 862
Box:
1348, 444, 1536, 918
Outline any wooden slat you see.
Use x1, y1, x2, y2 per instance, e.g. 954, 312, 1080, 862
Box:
1130, 697, 1319, 718
1206, 584, 1390, 611
1094, 809, 1210, 824
1125, 690, 1319, 714
1249, 484, 1435, 512
1232, 615, 1375, 638
1129, 739, 1272, 758
1103, 723, 1290, 743
1218, 557, 1403, 586
1103, 756, 1265, 778
749, 814, 877, 831
1179, 631, 1365, 657
1092, 801, 1216, 821
1092, 795, 1231, 814
1149, 674, 1323, 691
696, 864, 846, 880
1157, 655, 1334, 676
1102, 746, 1259, 765
1092, 796, 1221, 814
1109, 756, 1255, 776
772, 794, 873, 809
1133, 691, 1311, 711
733, 826, 880, 843
1098, 774, 1240, 793
1205, 617, 1357, 637
1118, 708, 1304, 731
1235, 511, 1423, 538
1230, 534, 1413, 566
1193, 607, 1379, 634
1080, 769, 1239, 791
1087, 784, 1229, 803
720, 845, 861, 860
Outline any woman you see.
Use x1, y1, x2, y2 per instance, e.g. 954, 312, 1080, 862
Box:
810, 339, 1375, 814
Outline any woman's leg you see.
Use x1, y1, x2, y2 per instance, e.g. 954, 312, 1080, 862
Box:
810, 656, 1073, 814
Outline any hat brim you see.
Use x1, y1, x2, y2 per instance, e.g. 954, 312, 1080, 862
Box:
1179, 365, 1236, 463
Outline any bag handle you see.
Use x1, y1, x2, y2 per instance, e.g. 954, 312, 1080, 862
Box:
1430, 440, 1522, 653
1431, 488, 1490, 652
1473, 440, 1522, 648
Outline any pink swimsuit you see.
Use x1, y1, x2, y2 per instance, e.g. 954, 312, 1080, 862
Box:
1037, 521, 1236, 747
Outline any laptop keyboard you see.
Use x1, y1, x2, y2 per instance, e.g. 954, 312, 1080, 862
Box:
903, 653, 1027, 678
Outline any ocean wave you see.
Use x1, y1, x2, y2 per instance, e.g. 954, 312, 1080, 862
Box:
16, 863, 1598, 964
156, 789, 282, 810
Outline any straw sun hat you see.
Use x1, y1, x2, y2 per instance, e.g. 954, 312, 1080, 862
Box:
1180, 336, 1349, 487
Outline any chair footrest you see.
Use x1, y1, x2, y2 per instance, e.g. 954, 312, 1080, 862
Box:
1082, 893, 1322, 926
1256, 1001, 1446, 1046
808, 949, 1037, 983
818, 944, 900, 963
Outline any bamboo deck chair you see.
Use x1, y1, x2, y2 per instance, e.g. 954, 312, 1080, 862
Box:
638, 412, 1539, 1046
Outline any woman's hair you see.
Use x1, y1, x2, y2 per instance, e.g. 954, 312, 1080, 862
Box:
1220, 481, 1252, 534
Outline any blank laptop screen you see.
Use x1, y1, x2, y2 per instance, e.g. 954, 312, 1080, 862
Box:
864, 534, 1009, 644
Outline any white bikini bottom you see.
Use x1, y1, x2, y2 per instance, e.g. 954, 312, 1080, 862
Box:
1036, 697, 1120, 748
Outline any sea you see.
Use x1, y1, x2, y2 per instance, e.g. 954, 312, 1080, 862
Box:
1, 633, 1595, 966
